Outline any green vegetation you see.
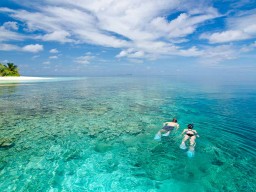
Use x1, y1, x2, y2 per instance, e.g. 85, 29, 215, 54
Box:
0, 63, 20, 76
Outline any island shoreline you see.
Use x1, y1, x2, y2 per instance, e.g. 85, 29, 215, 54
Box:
0, 76, 54, 81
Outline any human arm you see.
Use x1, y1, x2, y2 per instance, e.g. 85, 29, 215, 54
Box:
194, 130, 200, 137
181, 129, 186, 135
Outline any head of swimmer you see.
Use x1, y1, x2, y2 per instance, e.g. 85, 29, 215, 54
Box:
188, 124, 194, 129
172, 118, 177, 123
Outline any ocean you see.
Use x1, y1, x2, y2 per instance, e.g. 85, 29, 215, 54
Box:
0, 76, 255, 192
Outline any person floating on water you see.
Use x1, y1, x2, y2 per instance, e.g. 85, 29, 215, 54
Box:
180, 124, 199, 150
154, 118, 179, 140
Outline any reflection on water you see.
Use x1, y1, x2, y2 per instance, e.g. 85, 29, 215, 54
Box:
0, 77, 255, 192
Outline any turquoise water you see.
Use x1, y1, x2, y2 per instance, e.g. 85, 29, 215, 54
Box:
0, 77, 255, 192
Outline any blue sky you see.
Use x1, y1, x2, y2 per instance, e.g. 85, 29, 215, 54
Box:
0, 0, 256, 78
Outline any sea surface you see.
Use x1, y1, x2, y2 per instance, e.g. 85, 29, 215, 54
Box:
0, 76, 255, 192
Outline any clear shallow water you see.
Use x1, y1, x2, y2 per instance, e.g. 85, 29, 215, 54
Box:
0, 77, 255, 192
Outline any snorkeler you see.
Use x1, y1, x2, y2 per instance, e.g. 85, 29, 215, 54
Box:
154, 118, 179, 140
180, 124, 199, 149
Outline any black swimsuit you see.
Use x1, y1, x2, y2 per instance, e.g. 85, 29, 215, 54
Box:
163, 126, 175, 131
186, 129, 195, 137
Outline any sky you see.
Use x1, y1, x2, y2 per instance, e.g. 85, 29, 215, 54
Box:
0, 0, 256, 78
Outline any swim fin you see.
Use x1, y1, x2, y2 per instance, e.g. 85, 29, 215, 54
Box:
162, 131, 170, 136
187, 150, 195, 158
180, 142, 187, 149
154, 134, 161, 140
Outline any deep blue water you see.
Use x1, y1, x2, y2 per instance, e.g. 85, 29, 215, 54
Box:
0, 77, 255, 192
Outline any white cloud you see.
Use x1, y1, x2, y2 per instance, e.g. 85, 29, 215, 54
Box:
0, 43, 19, 51
49, 48, 59, 53
0, 26, 24, 42
116, 48, 144, 58
201, 30, 250, 43
76, 30, 131, 48
0, 43, 44, 53
0, 7, 15, 14
133, 51, 145, 58
117, 41, 203, 59
201, 11, 256, 43
3, 1, 253, 64
178, 46, 203, 57
49, 55, 58, 59
43, 61, 50, 65
240, 41, 256, 52
3, 21, 19, 30
2, 0, 220, 59
0, 42, 43, 53
199, 45, 238, 64
22, 44, 44, 53
75, 54, 95, 64
150, 12, 218, 40
41, 31, 73, 43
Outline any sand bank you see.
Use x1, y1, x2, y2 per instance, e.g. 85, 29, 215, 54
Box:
0, 76, 53, 81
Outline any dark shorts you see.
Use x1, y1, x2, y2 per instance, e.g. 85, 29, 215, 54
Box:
163, 126, 175, 131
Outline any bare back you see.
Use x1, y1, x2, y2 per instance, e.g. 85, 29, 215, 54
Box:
165, 122, 179, 128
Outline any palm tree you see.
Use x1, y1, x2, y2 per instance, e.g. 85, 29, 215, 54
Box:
0, 63, 4, 76
5, 63, 18, 76
7, 63, 18, 73
0, 62, 20, 76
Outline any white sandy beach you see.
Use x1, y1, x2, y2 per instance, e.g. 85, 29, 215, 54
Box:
0, 76, 53, 81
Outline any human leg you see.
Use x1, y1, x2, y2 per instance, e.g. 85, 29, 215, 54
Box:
162, 131, 170, 136
154, 129, 166, 140
189, 136, 196, 146
156, 129, 167, 135
180, 135, 189, 149
160, 126, 174, 136
182, 135, 189, 143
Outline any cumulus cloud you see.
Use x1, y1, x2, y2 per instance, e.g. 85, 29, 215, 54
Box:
0, 43, 19, 51
0, 43, 44, 53
116, 48, 145, 58
75, 53, 95, 64
117, 41, 203, 59
201, 30, 250, 43
2, 0, 254, 63
3, 21, 19, 30
240, 41, 256, 52
22, 44, 44, 53
1, 0, 220, 59
49, 48, 59, 53
199, 45, 239, 64
178, 46, 203, 57
201, 10, 256, 43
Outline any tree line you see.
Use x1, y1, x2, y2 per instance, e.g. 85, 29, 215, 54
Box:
0, 63, 20, 76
